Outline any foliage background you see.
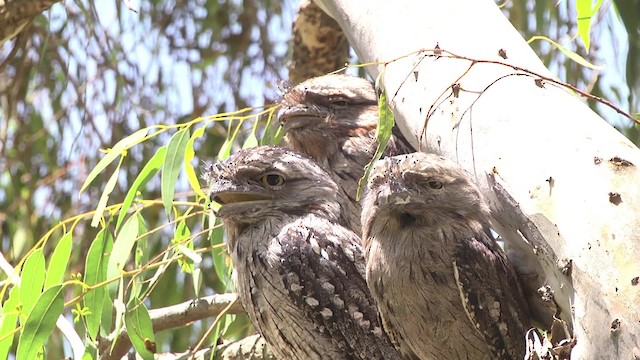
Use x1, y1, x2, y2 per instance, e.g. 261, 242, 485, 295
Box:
0, 0, 638, 358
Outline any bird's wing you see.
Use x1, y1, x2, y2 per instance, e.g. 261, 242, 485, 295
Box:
376, 310, 422, 360
276, 215, 401, 360
453, 230, 531, 360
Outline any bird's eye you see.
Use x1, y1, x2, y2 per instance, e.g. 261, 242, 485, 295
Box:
330, 97, 349, 107
427, 180, 443, 189
260, 173, 286, 187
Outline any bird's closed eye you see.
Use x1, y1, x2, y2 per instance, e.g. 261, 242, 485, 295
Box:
329, 97, 349, 107
427, 180, 443, 189
402, 171, 443, 190
260, 173, 286, 187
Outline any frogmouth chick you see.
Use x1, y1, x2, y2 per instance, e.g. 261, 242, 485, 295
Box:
361, 152, 531, 360
278, 74, 413, 234
207, 146, 402, 360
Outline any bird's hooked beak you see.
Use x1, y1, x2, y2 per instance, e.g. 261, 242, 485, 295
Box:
373, 180, 412, 207
212, 191, 273, 205
278, 106, 324, 131
210, 179, 274, 211
210, 186, 275, 219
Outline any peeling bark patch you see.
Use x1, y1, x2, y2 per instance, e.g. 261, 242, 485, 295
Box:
610, 318, 621, 333
609, 156, 634, 167
559, 259, 573, 276
608, 192, 622, 205
632, 277, 639, 286
593, 156, 602, 165
537, 285, 554, 303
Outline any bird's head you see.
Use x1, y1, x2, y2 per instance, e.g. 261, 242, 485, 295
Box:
362, 152, 490, 233
207, 146, 343, 227
277, 74, 378, 157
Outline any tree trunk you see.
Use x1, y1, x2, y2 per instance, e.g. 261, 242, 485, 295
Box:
0, 0, 59, 45
315, 0, 640, 359
288, 0, 349, 84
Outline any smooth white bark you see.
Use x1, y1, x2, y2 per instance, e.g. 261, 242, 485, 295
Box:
316, 0, 640, 358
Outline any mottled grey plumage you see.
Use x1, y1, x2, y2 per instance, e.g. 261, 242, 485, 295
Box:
361, 153, 531, 360
207, 146, 402, 360
278, 74, 413, 234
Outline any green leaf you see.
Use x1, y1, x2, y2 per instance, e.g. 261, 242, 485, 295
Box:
242, 133, 259, 149
125, 300, 155, 360
576, 0, 592, 51
184, 125, 207, 199
218, 119, 244, 161
223, 314, 251, 340
116, 146, 167, 231
100, 288, 114, 337
192, 268, 202, 298
90, 160, 121, 228
15, 285, 64, 360
0, 287, 20, 359
20, 249, 46, 318
528, 36, 603, 70
173, 221, 196, 273
209, 217, 230, 292
107, 215, 139, 282
137, 251, 171, 301
44, 232, 73, 289
270, 125, 286, 145
217, 137, 233, 161
259, 108, 285, 145
132, 214, 149, 300
80, 128, 149, 193
210, 316, 227, 354
161, 129, 191, 218
357, 74, 394, 200
83, 228, 113, 340
110, 280, 126, 354
575, 0, 603, 52
375, 89, 395, 149
81, 341, 97, 360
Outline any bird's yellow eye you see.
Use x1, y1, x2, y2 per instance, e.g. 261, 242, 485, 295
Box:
260, 173, 286, 187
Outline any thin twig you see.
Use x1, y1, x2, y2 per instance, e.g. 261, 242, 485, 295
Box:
101, 293, 245, 360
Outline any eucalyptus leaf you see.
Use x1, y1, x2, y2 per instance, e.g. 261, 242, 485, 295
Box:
80, 128, 149, 193
16, 285, 64, 360
83, 228, 113, 340
20, 249, 46, 318
44, 232, 73, 289
116, 146, 167, 231
162, 128, 191, 218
